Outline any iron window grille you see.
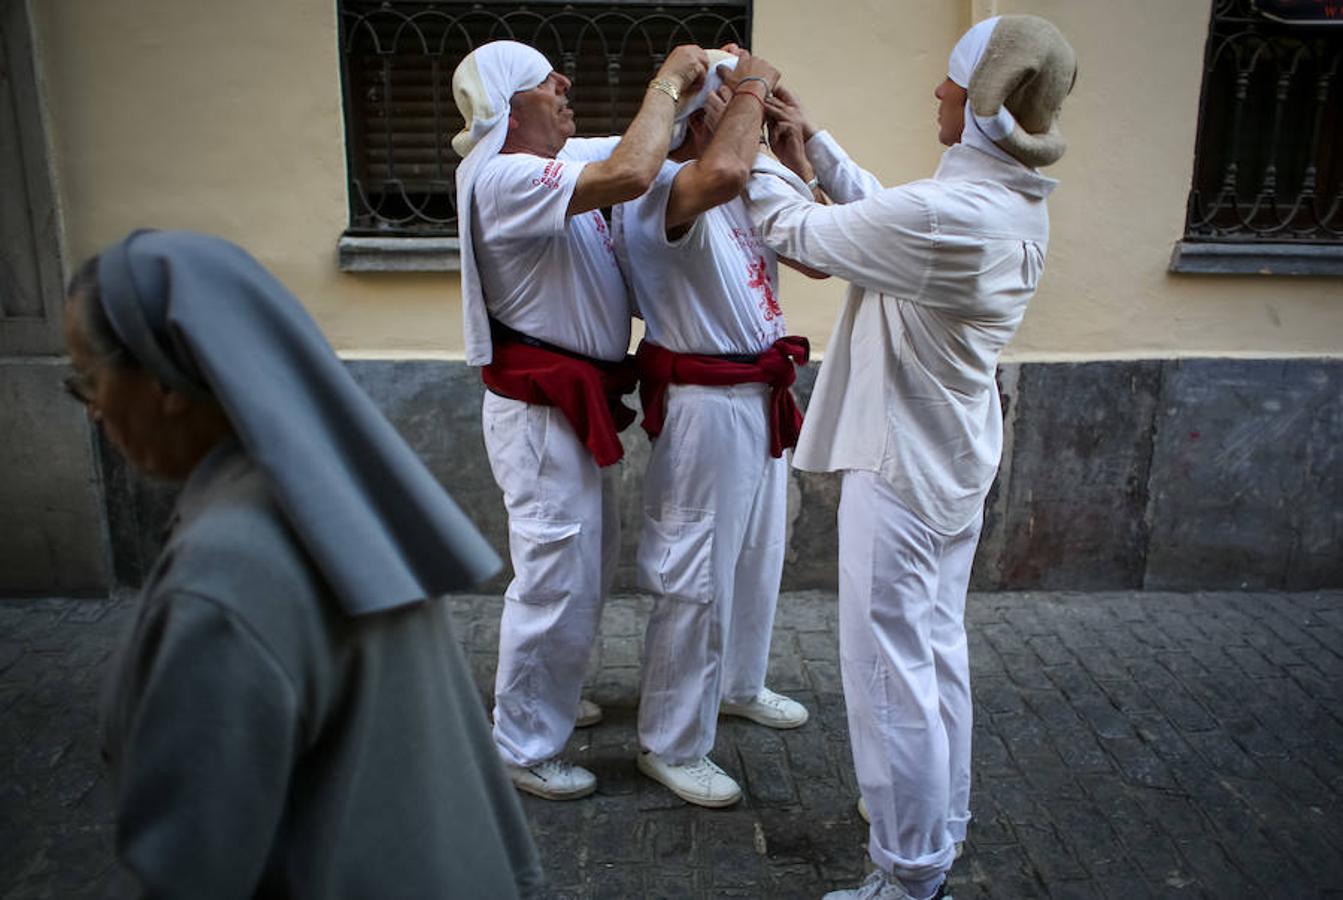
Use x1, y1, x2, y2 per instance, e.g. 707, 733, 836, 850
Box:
1173, 0, 1342, 274
337, 0, 750, 242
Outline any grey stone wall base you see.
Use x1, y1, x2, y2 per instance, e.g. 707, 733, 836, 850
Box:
97, 357, 1343, 595
0, 360, 108, 595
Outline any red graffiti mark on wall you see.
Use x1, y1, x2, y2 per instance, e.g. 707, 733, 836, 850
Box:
748, 256, 782, 321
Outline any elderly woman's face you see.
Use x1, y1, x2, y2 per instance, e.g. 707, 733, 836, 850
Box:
63, 294, 196, 480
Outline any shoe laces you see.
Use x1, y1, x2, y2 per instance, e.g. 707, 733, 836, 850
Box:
682, 756, 728, 784
855, 870, 891, 900
755, 688, 791, 711
528, 758, 575, 782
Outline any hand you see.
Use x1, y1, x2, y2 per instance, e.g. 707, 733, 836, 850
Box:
765, 83, 816, 142
701, 84, 734, 133
658, 45, 710, 96
717, 48, 780, 94
765, 85, 814, 180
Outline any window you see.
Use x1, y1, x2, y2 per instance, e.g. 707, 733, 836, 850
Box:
1171, 0, 1342, 275
336, 0, 751, 271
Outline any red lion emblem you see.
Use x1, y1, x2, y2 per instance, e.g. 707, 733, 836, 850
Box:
747, 256, 782, 321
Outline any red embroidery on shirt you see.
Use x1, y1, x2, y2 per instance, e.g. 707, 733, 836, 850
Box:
591, 212, 615, 255
730, 226, 765, 254
531, 160, 565, 189
748, 256, 782, 321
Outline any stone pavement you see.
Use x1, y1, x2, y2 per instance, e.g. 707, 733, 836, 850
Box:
3, 589, 1342, 899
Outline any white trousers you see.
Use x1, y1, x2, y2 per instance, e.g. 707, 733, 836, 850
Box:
838, 470, 980, 893
637, 383, 788, 764
483, 392, 620, 767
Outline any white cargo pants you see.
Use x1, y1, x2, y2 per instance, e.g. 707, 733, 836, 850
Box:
637, 383, 788, 764
483, 392, 620, 767
838, 470, 979, 896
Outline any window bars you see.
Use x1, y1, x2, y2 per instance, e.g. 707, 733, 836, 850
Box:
1184, 0, 1341, 245
338, 1, 751, 236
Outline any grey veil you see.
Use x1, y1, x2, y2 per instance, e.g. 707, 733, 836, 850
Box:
97, 229, 501, 616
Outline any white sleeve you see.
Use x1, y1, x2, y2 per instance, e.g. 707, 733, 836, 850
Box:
475, 153, 589, 241
744, 173, 935, 300
805, 130, 885, 203
559, 136, 622, 162
625, 161, 698, 249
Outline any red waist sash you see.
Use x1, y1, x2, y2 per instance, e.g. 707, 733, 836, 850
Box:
482, 336, 638, 468
635, 336, 810, 458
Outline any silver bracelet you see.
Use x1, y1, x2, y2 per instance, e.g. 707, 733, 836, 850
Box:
806, 176, 821, 192
735, 75, 772, 98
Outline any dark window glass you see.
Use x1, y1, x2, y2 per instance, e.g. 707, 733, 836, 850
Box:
1184, 0, 1342, 244
338, 1, 751, 236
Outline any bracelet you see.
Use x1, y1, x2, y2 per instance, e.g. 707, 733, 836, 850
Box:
806, 176, 821, 192
648, 78, 680, 103
735, 75, 773, 99
732, 87, 767, 114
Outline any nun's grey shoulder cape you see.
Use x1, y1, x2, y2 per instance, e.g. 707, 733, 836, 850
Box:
97, 229, 500, 615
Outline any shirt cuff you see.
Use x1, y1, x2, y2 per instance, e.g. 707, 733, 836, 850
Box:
804, 130, 848, 182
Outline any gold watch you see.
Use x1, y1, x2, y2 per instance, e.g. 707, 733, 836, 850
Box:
648, 78, 680, 103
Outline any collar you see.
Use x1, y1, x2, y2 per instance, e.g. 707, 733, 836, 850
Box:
934, 143, 1058, 200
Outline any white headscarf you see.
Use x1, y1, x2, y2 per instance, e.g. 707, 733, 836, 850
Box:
452, 41, 554, 366
670, 50, 737, 149
946, 17, 1019, 166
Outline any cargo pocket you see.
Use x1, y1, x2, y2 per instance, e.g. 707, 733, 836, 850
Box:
636, 507, 716, 604
506, 517, 583, 605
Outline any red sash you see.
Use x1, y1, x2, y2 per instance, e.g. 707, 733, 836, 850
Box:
635, 336, 810, 458
482, 337, 638, 468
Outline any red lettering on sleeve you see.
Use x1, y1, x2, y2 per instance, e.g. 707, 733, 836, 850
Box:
531, 160, 566, 189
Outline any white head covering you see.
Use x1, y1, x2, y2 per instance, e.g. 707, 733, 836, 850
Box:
452, 41, 554, 365
670, 50, 737, 149
947, 17, 1019, 165
948, 15, 1077, 169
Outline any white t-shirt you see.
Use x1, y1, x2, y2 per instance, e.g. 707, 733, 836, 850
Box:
613, 159, 786, 356
470, 137, 630, 362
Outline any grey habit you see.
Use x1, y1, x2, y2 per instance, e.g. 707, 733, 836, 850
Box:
94, 231, 541, 898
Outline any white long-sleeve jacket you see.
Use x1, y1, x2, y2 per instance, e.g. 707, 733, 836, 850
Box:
744, 132, 1058, 535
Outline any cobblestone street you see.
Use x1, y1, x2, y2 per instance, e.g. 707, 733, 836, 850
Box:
3, 590, 1342, 899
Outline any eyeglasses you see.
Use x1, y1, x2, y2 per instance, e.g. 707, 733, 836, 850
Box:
63, 348, 126, 406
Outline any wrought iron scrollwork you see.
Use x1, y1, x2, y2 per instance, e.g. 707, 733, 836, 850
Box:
1186, 0, 1342, 243
338, 2, 750, 236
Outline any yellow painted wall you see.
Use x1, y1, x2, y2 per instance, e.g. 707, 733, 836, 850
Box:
34, 0, 460, 354
35, 0, 1343, 359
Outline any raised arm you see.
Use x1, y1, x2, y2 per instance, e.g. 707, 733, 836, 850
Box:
663, 52, 780, 232
568, 45, 709, 215
744, 170, 932, 299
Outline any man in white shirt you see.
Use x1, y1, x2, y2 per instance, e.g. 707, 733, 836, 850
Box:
611, 51, 815, 808
452, 39, 708, 801
745, 16, 1077, 900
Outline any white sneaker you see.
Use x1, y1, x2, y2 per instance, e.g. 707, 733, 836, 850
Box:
720, 687, 809, 729
636, 750, 741, 808
575, 698, 603, 728
822, 869, 915, 900
856, 797, 963, 859
506, 757, 596, 801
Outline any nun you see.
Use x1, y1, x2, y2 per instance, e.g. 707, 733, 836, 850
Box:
63, 230, 542, 898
